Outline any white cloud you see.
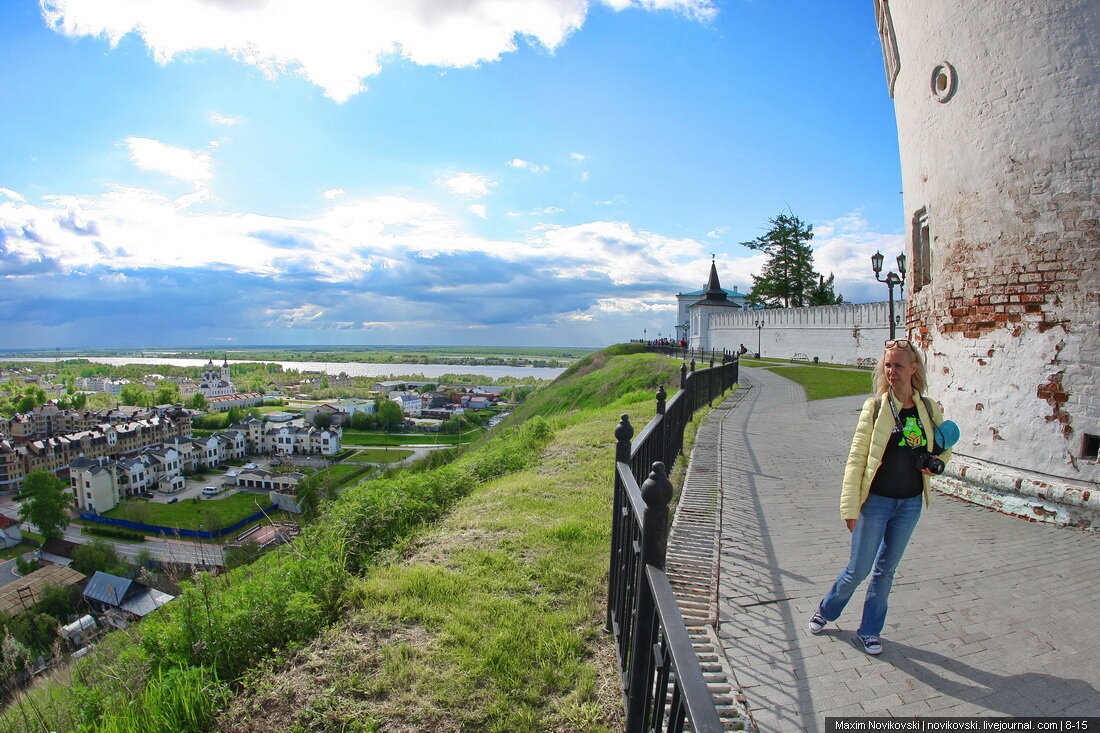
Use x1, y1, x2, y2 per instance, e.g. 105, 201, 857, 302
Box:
706, 226, 728, 239
469, 204, 488, 219
570, 152, 586, 161
41, 0, 716, 103
125, 137, 212, 186
208, 111, 244, 125
811, 212, 904, 301
507, 158, 549, 173
266, 304, 326, 327
434, 171, 496, 199
0, 187, 26, 202
322, 188, 347, 200
531, 206, 563, 215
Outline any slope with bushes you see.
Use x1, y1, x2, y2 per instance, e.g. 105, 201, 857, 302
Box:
0, 346, 708, 732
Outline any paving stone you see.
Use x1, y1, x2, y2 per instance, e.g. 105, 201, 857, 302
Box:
666, 367, 1100, 732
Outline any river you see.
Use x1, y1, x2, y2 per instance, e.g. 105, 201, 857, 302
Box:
12, 356, 566, 381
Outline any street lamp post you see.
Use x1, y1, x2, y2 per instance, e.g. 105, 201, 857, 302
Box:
871, 251, 908, 340
754, 320, 763, 358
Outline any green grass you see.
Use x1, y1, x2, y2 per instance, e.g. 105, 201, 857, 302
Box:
765, 365, 873, 400
103, 492, 275, 530
318, 463, 372, 488
342, 430, 479, 446
345, 448, 415, 463
210, 347, 696, 731
0, 542, 34, 561
0, 346, 698, 733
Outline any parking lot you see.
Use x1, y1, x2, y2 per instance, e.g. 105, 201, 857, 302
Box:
149, 457, 280, 504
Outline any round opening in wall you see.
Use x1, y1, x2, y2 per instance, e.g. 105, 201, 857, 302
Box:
931, 62, 957, 103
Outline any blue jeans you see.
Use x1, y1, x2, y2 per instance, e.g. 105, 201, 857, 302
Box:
819, 493, 923, 637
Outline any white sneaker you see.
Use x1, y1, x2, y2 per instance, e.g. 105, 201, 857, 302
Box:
808, 611, 827, 635
859, 635, 882, 655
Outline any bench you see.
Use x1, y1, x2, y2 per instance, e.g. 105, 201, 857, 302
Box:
855, 357, 878, 369
791, 353, 812, 363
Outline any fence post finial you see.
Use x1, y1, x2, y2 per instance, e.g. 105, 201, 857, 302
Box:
655, 384, 667, 415
640, 461, 673, 513
614, 414, 633, 464
680, 362, 688, 388
690, 359, 696, 373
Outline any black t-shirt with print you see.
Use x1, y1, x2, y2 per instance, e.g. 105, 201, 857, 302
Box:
869, 405, 926, 499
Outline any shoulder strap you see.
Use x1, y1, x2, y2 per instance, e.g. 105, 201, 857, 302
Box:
921, 396, 937, 427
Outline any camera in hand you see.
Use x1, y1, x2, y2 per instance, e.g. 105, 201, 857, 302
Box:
915, 450, 945, 475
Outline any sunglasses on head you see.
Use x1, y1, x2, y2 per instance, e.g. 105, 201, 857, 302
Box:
884, 339, 912, 349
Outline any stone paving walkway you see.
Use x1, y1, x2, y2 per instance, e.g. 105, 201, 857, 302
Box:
683, 366, 1100, 731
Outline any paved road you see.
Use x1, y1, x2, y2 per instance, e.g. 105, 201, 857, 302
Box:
707, 367, 1099, 730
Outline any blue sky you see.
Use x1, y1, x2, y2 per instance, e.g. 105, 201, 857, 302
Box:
1, 0, 906, 348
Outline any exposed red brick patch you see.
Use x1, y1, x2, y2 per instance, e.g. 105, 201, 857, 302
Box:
1037, 371, 1073, 439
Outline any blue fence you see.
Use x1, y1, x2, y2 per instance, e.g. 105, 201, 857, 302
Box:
79, 505, 278, 540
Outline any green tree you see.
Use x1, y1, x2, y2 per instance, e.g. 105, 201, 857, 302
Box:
5, 612, 58, 654
311, 412, 333, 429
224, 541, 266, 570
744, 213, 819, 308
70, 392, 88, 410
72, 539, 129, 577
349, 411, 375, 431
188, 392, 208, 411
119, 382, 150, 407
296, 480, 320, 519
31, 584, 79, 621
807, 272, 845, 306
18, 470, 74, 540
376, 400, 404, 431
153, 382, 181, 405
16, 395, 37, 413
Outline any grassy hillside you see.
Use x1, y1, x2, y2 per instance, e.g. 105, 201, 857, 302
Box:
1, 346, 713, 732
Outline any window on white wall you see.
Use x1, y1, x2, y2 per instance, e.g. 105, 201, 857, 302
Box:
912, 208, 932, 291
875, 0, 901, 97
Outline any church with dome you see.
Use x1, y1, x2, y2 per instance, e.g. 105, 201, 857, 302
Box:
198, 358, 236, 398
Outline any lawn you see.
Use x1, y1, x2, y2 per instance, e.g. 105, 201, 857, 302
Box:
345, 448, 415, 463
216, 361, 719, 731
766, 365, 873, 401
341, 430, 479, 446
319, 463, 373, 488
0, 543, 34, 561
104, 492, 275, 531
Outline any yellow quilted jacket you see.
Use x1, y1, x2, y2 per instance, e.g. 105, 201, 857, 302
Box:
839, 391, 951, 521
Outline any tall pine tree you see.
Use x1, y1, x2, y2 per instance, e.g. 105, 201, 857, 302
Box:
807, 273, 844, 306
744, 213, 842, 307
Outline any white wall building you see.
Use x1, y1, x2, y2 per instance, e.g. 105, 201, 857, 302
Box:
876, 0, 1098, 525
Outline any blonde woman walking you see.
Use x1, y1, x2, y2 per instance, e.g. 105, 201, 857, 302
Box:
808, 339, 951, 655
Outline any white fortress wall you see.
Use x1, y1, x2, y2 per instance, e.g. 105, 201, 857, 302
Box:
703, 301, 899, 364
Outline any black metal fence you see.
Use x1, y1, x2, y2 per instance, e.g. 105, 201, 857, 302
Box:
607, 353, 738, 732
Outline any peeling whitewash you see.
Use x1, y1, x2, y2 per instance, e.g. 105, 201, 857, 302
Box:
882, 0, 1097, 525
690, 1, 1098, 527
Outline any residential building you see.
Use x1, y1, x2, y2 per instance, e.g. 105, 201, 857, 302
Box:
82, 571, 174, 623
233, 468, 303, 492
2, 410, 192, 493
304, 399, 375, 427
231, 416, 342, 456
75, 376, 130, 395
0, 515, 21, 549
0, 566, 86, 618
